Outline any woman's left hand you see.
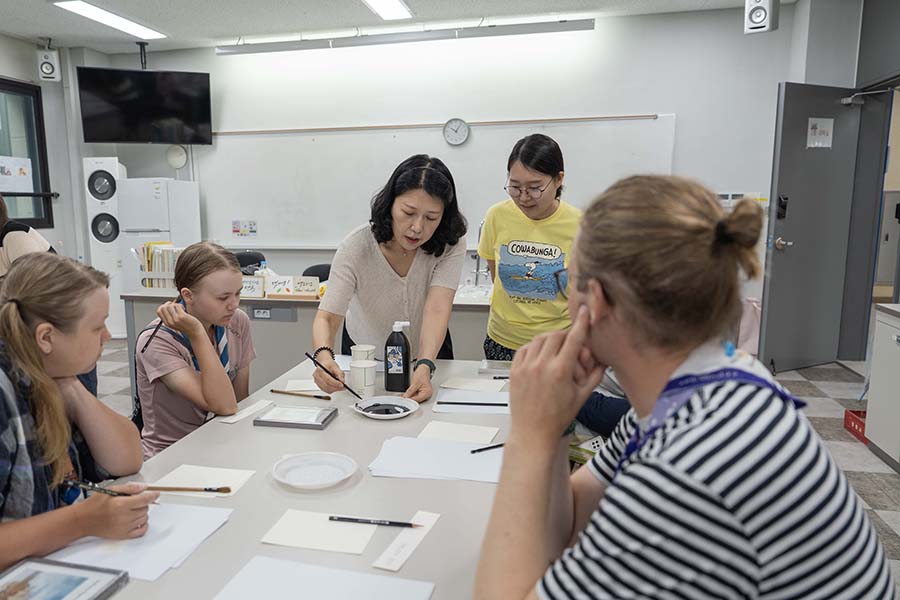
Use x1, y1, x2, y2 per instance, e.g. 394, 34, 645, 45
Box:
403, 365, 434, 403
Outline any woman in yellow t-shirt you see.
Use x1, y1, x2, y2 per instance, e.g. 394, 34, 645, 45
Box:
478, 134, 581, 360
479, 134, 630, 437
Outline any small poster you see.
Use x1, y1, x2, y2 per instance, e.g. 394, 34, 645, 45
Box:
231, 219, 258, 238
293, 276, 319, 296
807, 117, 834, 149
0, 155, 33, 193
266, 275, 295, 295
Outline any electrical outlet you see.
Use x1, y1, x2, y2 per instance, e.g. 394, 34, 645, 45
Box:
578, 435, 606, 452
253, 308, 271, 319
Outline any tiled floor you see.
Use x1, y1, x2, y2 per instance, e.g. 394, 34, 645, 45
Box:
95, 343, 900, 588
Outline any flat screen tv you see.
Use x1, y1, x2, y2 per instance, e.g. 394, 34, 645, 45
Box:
77, 67, 212, 145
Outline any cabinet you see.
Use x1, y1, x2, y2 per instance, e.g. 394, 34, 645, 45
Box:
865, 304, 900, 468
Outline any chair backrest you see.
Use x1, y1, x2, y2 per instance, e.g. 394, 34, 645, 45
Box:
235, 250, 266, 275
302, 263, 331, 281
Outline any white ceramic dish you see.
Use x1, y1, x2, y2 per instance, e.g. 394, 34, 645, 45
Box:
272, 452, 357, 490
352, 396, 419, 420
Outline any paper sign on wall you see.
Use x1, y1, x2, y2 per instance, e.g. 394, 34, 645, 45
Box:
241, 276, 265, 298
232, 219, 258, 238
807, 118, 834, 148
0, 155, 33, 193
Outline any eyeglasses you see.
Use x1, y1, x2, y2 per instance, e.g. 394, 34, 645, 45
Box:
504, 178, 554, 200
554, 268, 613, 304
553, 268, 570, 299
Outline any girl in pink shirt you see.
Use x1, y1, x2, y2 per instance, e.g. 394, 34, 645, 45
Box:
136, 242, 256, 458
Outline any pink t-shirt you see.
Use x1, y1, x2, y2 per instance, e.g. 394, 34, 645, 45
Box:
136, 309, 255, 459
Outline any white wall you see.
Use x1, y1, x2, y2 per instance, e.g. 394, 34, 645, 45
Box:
0, 33, 34, 83
788, 0, 811, 83
113, 7, 794, 195
0, 33, 79, 255
100, 6, 801, 295
804, 0, 862, 87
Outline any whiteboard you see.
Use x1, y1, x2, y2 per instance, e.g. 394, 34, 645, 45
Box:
195, 115, 675, 248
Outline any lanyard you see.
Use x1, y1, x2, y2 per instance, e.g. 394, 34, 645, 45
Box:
160, 324, 230, 374
615, 368, 806, 475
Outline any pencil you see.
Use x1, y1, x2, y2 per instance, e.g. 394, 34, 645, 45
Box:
470, 442, 505, 454
304, 352, 364, 401
270, 389, 331, 400
329, 516, 422, 528
140, 295, 181, 353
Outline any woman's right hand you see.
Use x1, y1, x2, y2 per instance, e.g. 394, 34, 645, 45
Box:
157, 301, 204, 338
77, 482, 160, 540
312, 355, 345, 393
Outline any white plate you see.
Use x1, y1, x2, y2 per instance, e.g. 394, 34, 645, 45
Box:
352, 396, 419, 420
272, 452, 357, 490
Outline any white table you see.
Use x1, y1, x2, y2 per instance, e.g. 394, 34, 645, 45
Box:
116, 359, 507, 599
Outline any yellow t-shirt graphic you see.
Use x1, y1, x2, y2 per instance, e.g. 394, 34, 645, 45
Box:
478, 199, 582, 349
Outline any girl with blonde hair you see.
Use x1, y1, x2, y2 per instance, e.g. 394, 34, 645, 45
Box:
0, 253, 154, 569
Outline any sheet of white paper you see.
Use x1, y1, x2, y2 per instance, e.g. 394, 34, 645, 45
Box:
150, 464, 255, 498
335, 354, 385, 373
262, 510, 377, 554
432, 389, 510, 415
50, 504, 232, 581
373, 511, 440, 572
219, 399, 272, 424
439, 377, 507, 393
215, 556, 435, 600
369, 437, 503, 483
418, 421, 498, 444
285, 379, 318, 391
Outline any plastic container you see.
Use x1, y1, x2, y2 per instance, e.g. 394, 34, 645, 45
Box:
384, 321, 411, 392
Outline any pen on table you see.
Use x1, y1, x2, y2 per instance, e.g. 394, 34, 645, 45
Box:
329, 515, 422, 528
270, 389, 331, 400
140, 295, 181, 353
304, 352, 364, 401
492, 376, 509, 380
470, 442, 505, 454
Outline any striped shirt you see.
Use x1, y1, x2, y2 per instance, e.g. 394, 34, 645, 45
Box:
540, 343, 895, 599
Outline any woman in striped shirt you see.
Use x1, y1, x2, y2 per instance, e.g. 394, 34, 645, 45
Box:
475, 175, 894, 599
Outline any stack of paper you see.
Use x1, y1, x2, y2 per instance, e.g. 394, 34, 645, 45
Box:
50, 504, 233, 581
215, 556, 435, 600
369, 436, 503, 483
220, 399, 273, 424
439, 377, 507, 393
150, 464, 256, 498
418, 421, 498, 444
262, 510, 376, 554
432, 389, 510, 415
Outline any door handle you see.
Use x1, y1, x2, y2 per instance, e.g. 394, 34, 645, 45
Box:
894, 335, 900, 345
774, 237, 794, 251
